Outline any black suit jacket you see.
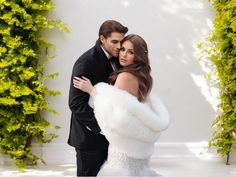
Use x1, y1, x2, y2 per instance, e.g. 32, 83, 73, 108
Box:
68, 40, 120, 150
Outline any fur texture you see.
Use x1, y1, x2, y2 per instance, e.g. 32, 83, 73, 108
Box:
93, 83, 170, 159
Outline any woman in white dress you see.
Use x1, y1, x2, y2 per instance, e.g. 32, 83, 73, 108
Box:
73, 34, 170, 176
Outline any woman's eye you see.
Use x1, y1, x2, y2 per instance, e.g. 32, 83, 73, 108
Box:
129, 51, 134, 55
120, 47, 125, 51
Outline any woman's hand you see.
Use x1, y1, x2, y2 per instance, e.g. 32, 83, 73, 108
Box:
73, 76, 95, 94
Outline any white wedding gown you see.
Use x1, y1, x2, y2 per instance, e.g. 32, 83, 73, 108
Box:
97, 146, 163, 177
92, 83, 169, 177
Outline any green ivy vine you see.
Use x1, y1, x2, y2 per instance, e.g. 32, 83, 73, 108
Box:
0, 0, 69, 170
198, 0, 236, 164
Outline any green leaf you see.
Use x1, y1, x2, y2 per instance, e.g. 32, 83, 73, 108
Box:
0, 0, 68, 170
198, 0, 236, 164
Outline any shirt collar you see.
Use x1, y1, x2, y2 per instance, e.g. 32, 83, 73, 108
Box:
100, 45, 112, 59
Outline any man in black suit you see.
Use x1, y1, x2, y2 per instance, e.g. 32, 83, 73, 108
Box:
68, 20, 128, 176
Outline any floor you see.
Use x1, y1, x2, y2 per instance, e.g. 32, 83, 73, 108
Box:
0, 157, 235, 177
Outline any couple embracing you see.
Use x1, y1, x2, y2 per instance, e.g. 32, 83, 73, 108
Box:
68, 20, 170, 177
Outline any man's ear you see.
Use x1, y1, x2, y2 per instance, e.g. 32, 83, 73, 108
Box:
99, 35, 106, 44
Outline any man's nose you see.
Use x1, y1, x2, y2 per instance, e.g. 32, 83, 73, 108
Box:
116, 43, 121, 49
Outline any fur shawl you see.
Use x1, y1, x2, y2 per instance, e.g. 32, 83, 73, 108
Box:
91, 83, 170, 159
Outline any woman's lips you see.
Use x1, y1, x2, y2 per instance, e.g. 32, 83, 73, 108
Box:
120, 58, 126, 62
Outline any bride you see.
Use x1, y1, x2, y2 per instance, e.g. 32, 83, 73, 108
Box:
73, 34, 170, 176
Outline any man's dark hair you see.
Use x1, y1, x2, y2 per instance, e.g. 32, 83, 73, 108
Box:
99, 20, 128, 38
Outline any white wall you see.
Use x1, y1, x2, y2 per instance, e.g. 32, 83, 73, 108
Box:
3, 0, 226, 165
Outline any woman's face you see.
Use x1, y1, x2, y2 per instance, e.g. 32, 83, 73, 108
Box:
119, 40, 135, 67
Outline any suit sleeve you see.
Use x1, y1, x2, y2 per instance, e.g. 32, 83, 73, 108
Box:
68, 58, 101, 134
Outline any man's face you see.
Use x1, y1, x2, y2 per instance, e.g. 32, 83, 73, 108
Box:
100, 32, 125, 57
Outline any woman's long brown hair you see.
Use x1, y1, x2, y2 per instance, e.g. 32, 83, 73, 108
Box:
109, 34, 153, 102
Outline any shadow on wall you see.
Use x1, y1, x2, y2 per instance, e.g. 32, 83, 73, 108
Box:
144, 0, 216, 142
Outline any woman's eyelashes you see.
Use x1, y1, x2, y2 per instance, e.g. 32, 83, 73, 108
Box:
129, 50, 134, 55
120, 47, 134, 55
119, 47, 125, 51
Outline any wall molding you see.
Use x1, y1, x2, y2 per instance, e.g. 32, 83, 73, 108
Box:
153, 142, 219, 159
1, 142, 235, 165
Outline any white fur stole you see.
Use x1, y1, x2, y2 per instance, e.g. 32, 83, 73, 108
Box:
92, 83, 170, 159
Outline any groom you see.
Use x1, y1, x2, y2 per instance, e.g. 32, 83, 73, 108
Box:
68, 20, 128, 176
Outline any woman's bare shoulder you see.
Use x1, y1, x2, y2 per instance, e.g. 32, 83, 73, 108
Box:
114, 72, 139, 97
117, 72, 137, 80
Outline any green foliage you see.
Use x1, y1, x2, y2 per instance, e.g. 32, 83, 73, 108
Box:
199, 0, 236, 164
0, 0, 68, 170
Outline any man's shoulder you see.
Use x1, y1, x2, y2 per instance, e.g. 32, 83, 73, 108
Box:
79, 43, 104, 62
79, 45, 97, 60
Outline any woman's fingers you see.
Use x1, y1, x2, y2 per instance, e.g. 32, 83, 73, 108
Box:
73, 79, 79, 85
73, 77, 84, 86
74, 76, 90, 83
73, 79, 80, 88
73, 77, 87, 88
74, 76, 83, 81
73, 76, 92, 93
73, 76, 84, 87
82, 76, 89, 80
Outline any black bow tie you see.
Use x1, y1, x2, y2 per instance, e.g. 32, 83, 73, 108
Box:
109, 57, 118, 71
109, 57, 117, 62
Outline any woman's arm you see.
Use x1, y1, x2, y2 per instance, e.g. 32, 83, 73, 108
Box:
73, 72, 139, 99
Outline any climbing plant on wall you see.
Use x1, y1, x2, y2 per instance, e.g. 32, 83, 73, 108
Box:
199, 0, 236, 164
0, 0, 68, 170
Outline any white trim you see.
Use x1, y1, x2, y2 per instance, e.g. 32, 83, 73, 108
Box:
1, 142, 235, 165
153, 142, 219, 159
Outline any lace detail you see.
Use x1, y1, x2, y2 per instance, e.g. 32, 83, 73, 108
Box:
97, 146, 162, 176
107, 146, 148, 175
